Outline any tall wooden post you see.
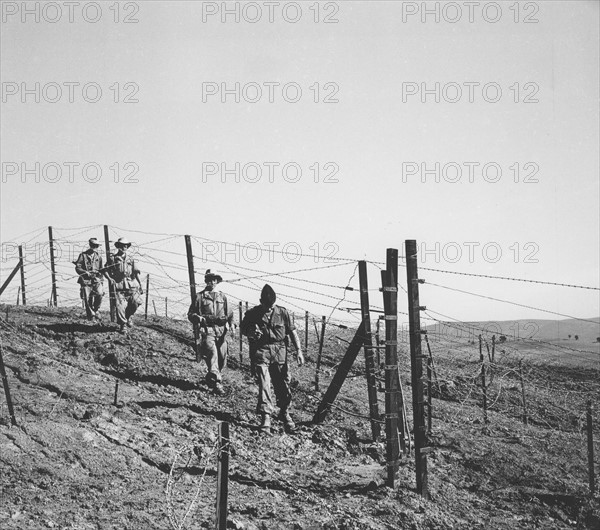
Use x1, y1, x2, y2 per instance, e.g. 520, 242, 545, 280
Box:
587, 401, 596, 498
18, 245, 26, 305
238, 301, 243, 362
381, 249, 400, 487
479, 335, 489, 425
405, 240, 429, 498
103, 225, 116, 322
0, 345, 17, 426
144, 274, 150, 320
215, 421, 230, 529
304, 311, 309, 352
48, 226, 58, 306
358, 260, 381, 440
184, 235, 201, 362
315, 316, 326, 392
519, 360, 528, 425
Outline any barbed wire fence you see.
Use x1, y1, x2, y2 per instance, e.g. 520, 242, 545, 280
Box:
1, 226, 599, 503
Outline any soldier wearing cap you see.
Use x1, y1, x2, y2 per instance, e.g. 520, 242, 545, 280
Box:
106, 237, 143, 333
74, 238, 107, 321
187, 269, 234, 395
241, 284, 304, 434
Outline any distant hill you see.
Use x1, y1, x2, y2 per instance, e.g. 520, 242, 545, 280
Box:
424, 317, 600, 344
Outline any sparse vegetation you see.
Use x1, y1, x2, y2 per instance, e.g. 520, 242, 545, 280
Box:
0, 305, 598, 529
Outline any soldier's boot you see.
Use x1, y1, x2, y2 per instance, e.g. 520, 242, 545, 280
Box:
259, 413, 271, 435
279, 410, 296, 432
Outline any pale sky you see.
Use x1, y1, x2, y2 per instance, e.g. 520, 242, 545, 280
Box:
1, 1, 599, 325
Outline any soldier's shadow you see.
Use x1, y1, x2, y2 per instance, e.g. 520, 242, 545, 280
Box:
38, 323, 115, 334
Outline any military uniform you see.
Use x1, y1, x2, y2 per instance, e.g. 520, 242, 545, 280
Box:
75, 248, 104, 319
241, 304, 295, 416
106, 251, 141, 328
187, 288, 233, 388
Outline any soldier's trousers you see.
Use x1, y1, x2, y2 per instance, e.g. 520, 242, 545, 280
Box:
115, 289, 141, 326
200, 333, 228, 386
81, 283, 104, 318
256, 362, 292, 415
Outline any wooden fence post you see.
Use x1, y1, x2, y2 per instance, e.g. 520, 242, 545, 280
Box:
358, 260, 381, 441
382, 249, 401, 488
0, 345, 17, 426
313, 322, 366, 424
153, 300, 157, 316
587, 401, 596, 498
314, 316, 326, 392
144, 274, 150, 320
405, 240, 429, 498
215, 421, 230, 530
304, 310, 309, 353
103, 225, 116, 322
427, 356, 432, 435
18, 245, 26, 305
16, 287, 20, 306
0, 261, 22, 299
519, 360, 528, 425
479, 335, 489, 425
184, 235, 201, 363
238, 301, 243, 362
165, 297, 168, 318
48, 226, 58, 306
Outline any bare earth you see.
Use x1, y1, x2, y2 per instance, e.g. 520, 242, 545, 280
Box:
1, 305, 598, 529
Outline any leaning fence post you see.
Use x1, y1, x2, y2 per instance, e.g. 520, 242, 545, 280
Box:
152, 300, 158, 316
0, 345, 17, 426
215, 421, 230, 530
587, 401, 596, 498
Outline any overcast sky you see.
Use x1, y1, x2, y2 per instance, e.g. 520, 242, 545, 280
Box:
1, 1, 598, 326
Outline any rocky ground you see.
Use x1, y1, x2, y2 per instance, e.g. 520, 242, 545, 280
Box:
0, 305, 598, 529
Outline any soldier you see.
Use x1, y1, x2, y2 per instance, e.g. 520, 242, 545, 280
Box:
241, 284, 304, 434
106, 237, 143, 333
187, 269, 233, 395
74, 238, 106, 321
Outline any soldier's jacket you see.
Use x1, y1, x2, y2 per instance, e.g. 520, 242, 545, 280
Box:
106, 252, 140, 291
75, 250, 104, 286
187, 289, 233, 337
241, 305, 295, 364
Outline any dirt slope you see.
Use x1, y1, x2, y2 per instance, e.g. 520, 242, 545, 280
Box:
0, 305, 598, 529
